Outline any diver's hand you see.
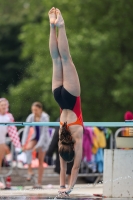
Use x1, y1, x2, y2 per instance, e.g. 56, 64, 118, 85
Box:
58, 187, 73, 195
58, 191, 70, 198
58, 188, 66, 193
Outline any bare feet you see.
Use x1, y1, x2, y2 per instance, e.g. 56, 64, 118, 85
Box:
48, 7, 56, 26
55, 8, 64, 27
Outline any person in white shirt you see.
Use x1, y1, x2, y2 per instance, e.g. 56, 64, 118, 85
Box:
0, 98, 22, 167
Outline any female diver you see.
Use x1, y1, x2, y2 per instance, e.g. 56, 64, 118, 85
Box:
49, 7, 83, 196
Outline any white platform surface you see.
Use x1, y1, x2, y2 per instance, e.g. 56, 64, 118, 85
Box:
103, 149, 133, 198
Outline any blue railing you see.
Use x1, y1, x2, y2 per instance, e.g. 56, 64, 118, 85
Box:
0, 121, 133, 127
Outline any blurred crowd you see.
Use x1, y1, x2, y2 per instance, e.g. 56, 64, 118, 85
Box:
0, 97, 118, 188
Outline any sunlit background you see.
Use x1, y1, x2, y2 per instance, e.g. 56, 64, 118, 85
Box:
0, 0, 133, 122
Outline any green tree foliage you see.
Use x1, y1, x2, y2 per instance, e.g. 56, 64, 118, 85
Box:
4, 0, 133, 122
0, 0, 28, 95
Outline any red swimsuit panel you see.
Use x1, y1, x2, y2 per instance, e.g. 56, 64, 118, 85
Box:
60, 96, 83, 127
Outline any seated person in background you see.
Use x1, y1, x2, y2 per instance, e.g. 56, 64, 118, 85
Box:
23, 127, 36, 181
0, 98, 23, 164
22, 102, 50, 188
0, 98, 24, 188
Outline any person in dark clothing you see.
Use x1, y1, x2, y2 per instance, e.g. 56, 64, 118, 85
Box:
46, 118, 73, 184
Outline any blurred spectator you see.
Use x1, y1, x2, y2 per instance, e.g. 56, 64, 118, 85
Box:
0, 98, 22, 188
123, 111, 133, 136
0, 98, 22, 163
24, 127, 37, 181
46, 118, 73, 185
22, 102, 50, 188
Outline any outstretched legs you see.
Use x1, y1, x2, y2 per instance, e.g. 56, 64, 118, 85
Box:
49, 7, 63, 91
49, 8, 80, 96
55, 9, 80, 97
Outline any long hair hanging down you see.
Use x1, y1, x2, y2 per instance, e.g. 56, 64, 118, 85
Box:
59, 122, 75, 162
59, 122, 74, 148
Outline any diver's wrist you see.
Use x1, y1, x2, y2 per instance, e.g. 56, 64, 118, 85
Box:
60, 185, 66, 189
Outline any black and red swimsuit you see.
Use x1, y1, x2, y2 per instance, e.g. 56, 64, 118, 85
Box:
53, 86, 83, 127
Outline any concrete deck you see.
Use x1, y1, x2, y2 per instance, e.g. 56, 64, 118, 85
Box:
0, 184, 103, 199
0, 184, 133, 199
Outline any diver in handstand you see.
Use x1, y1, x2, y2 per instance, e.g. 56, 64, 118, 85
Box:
49, 7, 83, 196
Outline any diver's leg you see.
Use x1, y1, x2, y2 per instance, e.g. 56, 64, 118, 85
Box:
49, 7, 63, 91
55, 9, 80, 96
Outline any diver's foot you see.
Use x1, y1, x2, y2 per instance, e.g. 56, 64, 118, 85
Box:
55, 8, 65, 27
48, 7, 56, 26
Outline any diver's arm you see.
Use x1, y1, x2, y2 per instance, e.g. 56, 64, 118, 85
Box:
59, 156, 67, 187
68, 138, 83, 192
58, 138, 83, 195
